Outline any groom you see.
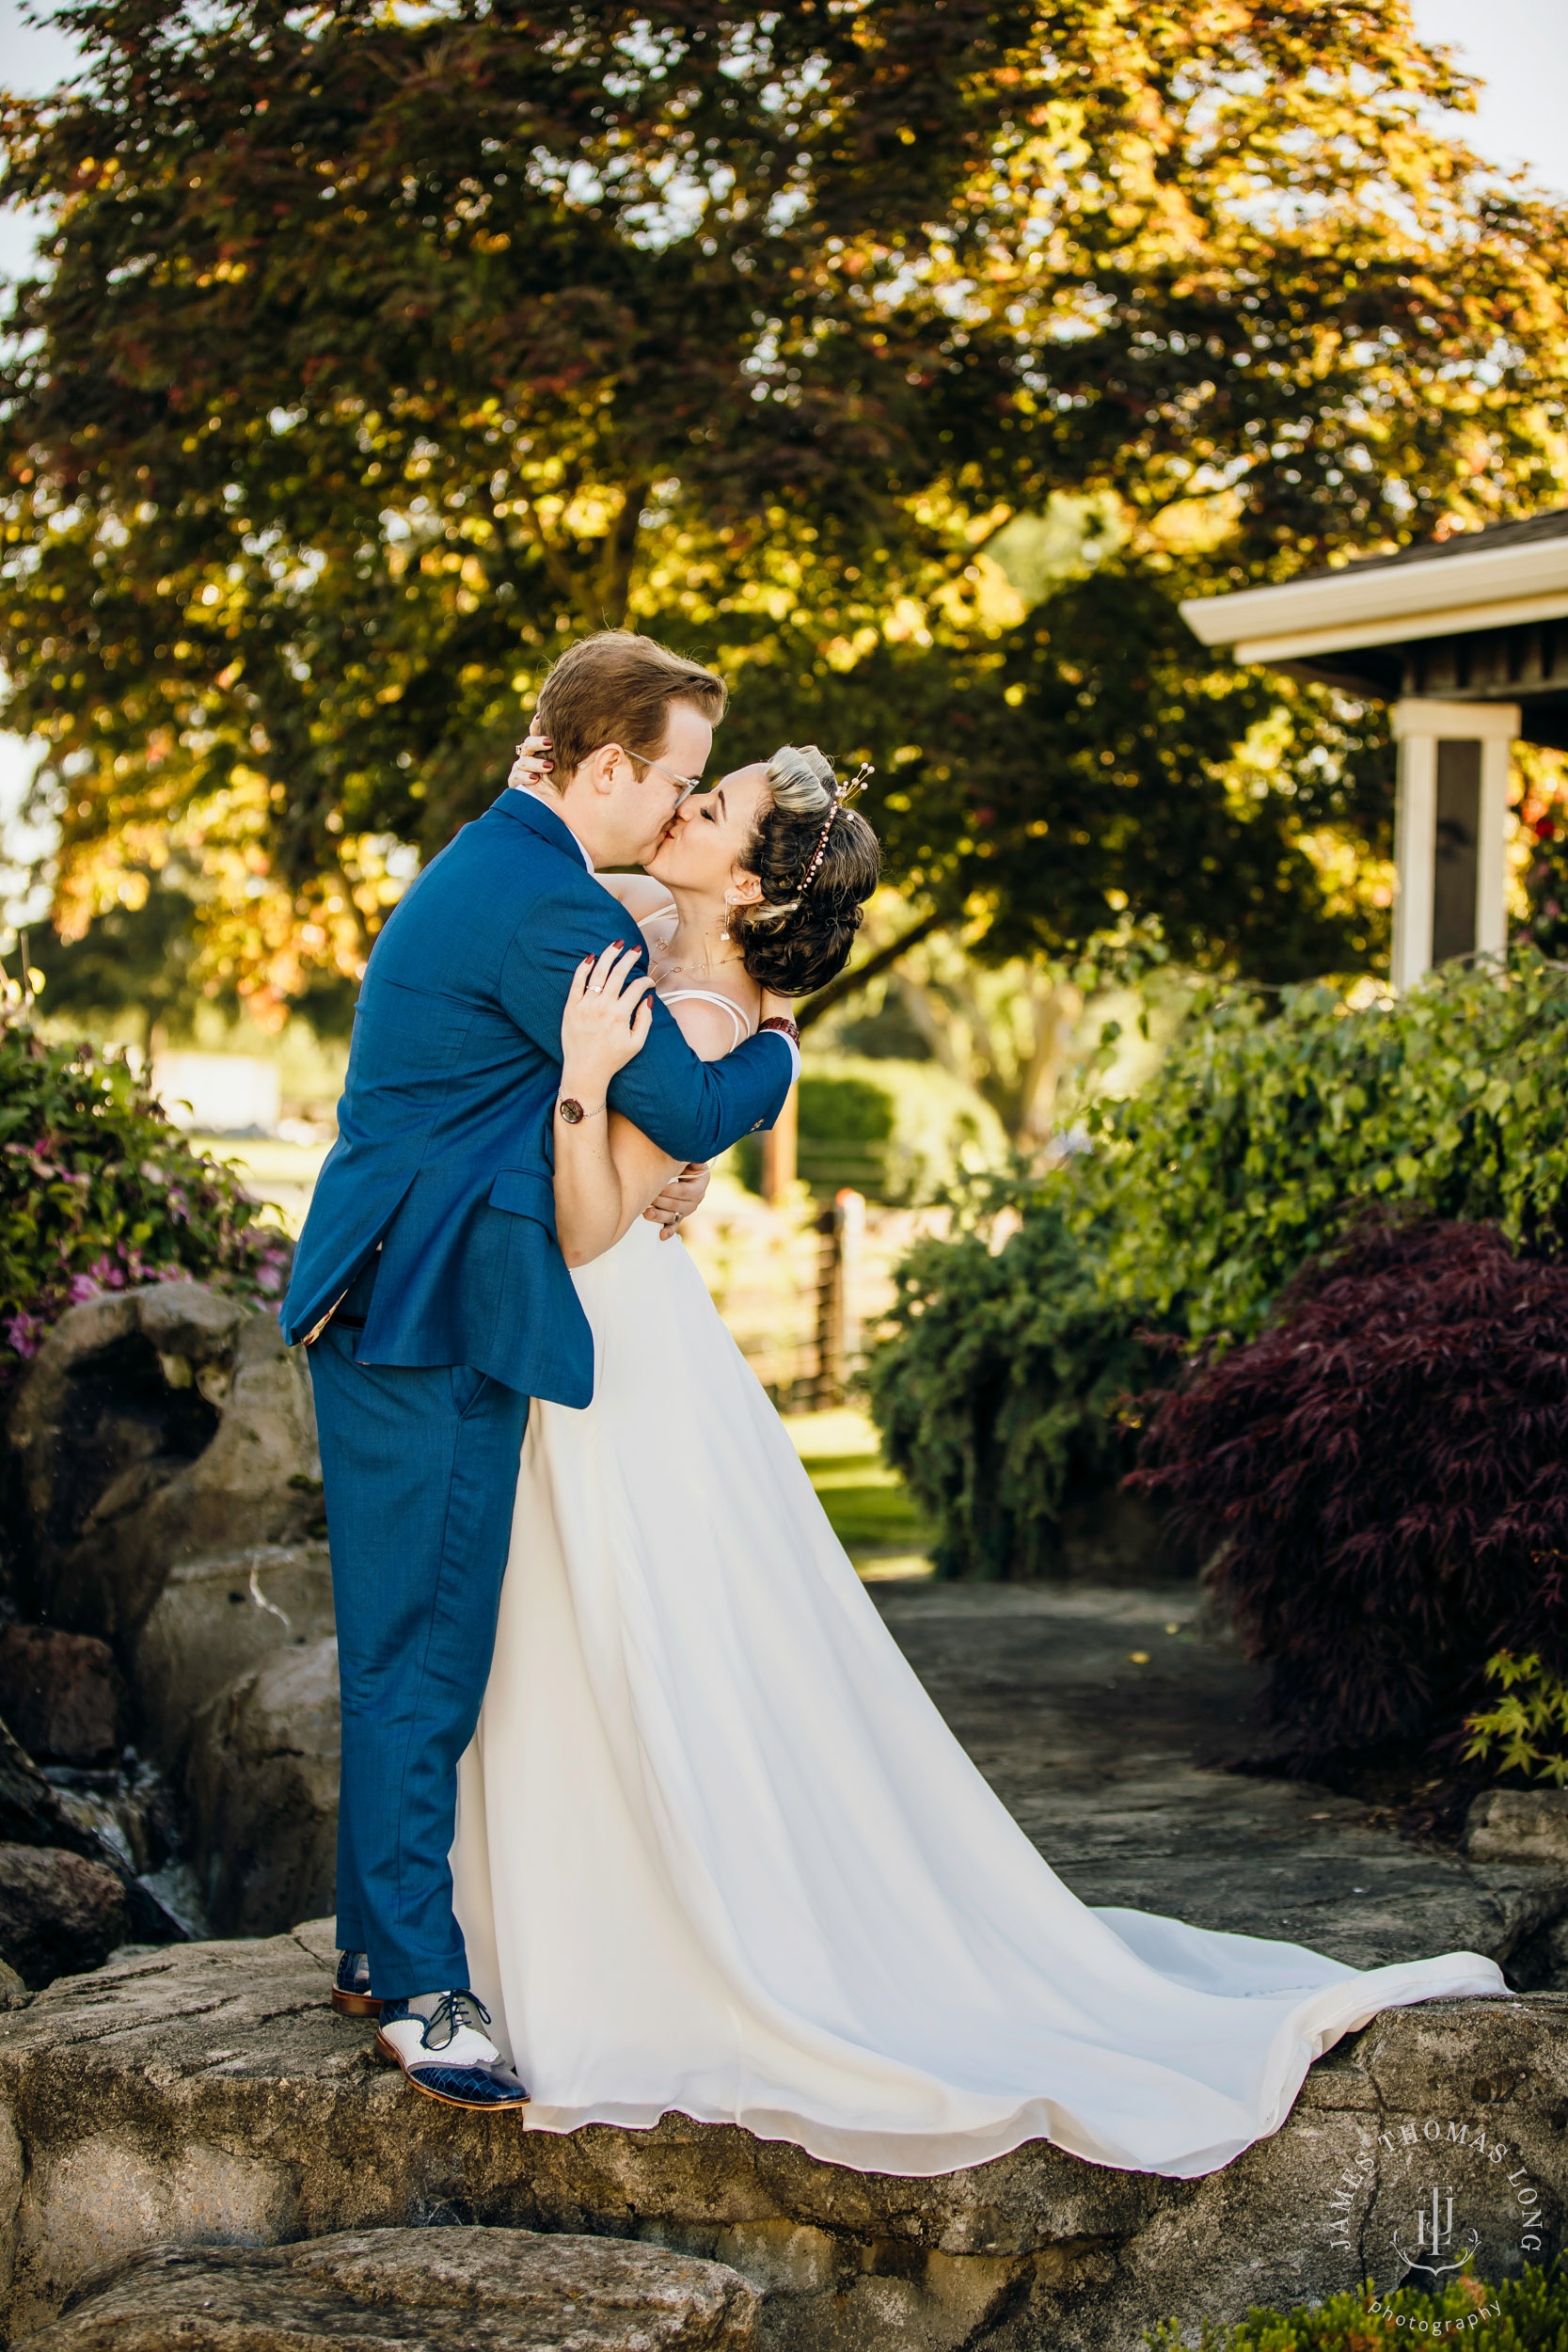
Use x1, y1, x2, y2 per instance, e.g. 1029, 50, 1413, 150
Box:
280, 631, 798, 2109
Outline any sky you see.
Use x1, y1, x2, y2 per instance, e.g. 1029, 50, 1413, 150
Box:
1, 0, 1567, 891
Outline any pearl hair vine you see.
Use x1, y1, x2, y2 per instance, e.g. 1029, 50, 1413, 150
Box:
800, 760, 874, 893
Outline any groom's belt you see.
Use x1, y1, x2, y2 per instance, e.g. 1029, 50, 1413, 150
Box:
301, 1243, 382, 1346
303, 1293, 361, 1343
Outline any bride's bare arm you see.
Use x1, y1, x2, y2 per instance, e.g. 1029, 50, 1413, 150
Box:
552, 946, 670, 1267
555, 981, 750, 1265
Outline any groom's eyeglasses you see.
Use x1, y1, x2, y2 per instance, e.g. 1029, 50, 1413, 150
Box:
620, 746, 705, 811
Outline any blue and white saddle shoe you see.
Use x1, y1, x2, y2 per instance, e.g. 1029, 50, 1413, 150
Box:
373, 1991, 531, 2110
332, 1950, 380, 2019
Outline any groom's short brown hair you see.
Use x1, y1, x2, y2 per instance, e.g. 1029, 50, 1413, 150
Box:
535, 631, 727, 778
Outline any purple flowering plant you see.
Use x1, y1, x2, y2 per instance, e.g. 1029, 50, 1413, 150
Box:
1, 1009, 288, 1388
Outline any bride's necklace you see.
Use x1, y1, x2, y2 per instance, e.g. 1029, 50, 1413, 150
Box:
652, 929, 746, 986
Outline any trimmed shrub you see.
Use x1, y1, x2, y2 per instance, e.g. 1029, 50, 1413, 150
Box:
1146, 2266, 1568, 2350
0, 1015, 287, 1389
866, 1198, 1167, 1579
798, 1068, 896, 1197
1130, 1215, 1568, 1768
1080, 950, 1568, 1343
737, 1057, 1007, 1202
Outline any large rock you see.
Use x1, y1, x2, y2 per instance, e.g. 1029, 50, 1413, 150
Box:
0, 1847, 129, 1990
13, 2228, 760, 2352
132, 1544, 335, 1775
1465, 1788, 1568, 1869
0, 1926, 1560, 2352
182, 1642, 340, 1934
7, 1287, 321, 1652
0, 1633, 123, 1770
0, 1716, 181, 1962
0, 1724, 103, 1867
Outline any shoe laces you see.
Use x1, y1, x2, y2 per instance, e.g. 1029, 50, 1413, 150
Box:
417, 1990, 492, 2052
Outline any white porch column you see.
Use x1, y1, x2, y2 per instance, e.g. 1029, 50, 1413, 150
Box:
1389, 699, 1518, 990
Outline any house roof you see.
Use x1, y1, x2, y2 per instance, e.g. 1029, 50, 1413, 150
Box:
1179, 505, 1568, 679
1319, 505, 1568, 581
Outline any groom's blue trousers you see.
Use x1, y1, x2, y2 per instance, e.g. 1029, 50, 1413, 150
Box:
307, 1263, 529, 2000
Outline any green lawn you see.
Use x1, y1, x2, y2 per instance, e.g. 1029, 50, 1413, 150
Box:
783, 1407, 935, 1581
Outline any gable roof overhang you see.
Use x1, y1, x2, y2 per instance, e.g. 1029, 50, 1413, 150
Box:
1180, 527, 1568, 671
1177, 511, 1568, 745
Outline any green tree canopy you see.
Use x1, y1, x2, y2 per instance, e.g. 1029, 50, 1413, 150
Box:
4, 0, 1565, 1010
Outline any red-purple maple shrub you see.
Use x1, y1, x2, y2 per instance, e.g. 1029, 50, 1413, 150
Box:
1130, 1216, 1568, 1767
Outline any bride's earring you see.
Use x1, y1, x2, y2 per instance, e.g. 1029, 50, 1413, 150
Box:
721, 892, 737, 943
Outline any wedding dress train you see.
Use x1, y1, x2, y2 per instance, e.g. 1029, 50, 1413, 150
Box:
450, 1215, 1504, 2182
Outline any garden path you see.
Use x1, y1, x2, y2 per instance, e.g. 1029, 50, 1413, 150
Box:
869, 1579, 1568, 1985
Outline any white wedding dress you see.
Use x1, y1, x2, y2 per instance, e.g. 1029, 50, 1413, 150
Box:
451, 1006, 1504, 2181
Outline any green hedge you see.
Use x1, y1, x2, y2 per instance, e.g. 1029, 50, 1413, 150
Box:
1146, 2266, 1568, 2349
1, 1015, 286, 1386
1081, 952, 1568, 1343
865, 1196, 1164, 1579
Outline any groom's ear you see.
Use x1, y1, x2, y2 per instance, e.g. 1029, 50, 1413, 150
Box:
583, 743, 628, 795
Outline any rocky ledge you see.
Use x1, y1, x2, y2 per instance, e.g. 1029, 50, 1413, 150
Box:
0, 1923, 1562, 2352
12, 2228, 758, 2352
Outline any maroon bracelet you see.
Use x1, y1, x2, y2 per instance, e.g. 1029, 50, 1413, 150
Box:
758, 1014, 800, 1047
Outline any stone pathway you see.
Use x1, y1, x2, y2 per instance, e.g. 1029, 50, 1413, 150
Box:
871, 1581, 1568, 1980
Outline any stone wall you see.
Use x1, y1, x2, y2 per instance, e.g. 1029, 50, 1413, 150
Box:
1, 1285, 332, 1947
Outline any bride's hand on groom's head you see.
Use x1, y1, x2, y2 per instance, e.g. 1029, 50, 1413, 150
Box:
561, 943, 655, 1087
509, 730, 553, 790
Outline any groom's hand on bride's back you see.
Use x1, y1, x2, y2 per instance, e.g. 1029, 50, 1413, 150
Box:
644, 1161, 710, 1237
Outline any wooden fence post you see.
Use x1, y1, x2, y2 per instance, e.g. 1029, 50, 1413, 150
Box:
760, 1083, 798, 1205
814, 1187, 864, 1407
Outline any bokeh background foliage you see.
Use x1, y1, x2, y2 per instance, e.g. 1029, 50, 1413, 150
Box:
3, 0, 1566, 1018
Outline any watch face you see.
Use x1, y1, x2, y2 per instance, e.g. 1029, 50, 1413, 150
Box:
559, 1097, 584, 1124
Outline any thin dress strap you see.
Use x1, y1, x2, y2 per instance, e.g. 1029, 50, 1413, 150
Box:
658, 988, 755, 1047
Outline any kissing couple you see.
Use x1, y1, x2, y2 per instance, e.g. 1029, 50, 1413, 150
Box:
281, 629, 1501, 2183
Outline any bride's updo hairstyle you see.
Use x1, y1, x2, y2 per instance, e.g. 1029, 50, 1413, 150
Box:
732, 746, 880, 996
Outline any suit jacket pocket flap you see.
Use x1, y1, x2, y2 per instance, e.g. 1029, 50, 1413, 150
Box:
488, 1168, 557, 1234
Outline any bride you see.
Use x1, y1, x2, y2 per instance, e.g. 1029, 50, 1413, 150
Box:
448, 742, 1503, 2184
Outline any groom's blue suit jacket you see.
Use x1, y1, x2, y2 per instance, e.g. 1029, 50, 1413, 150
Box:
279, 787, 791, 1404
